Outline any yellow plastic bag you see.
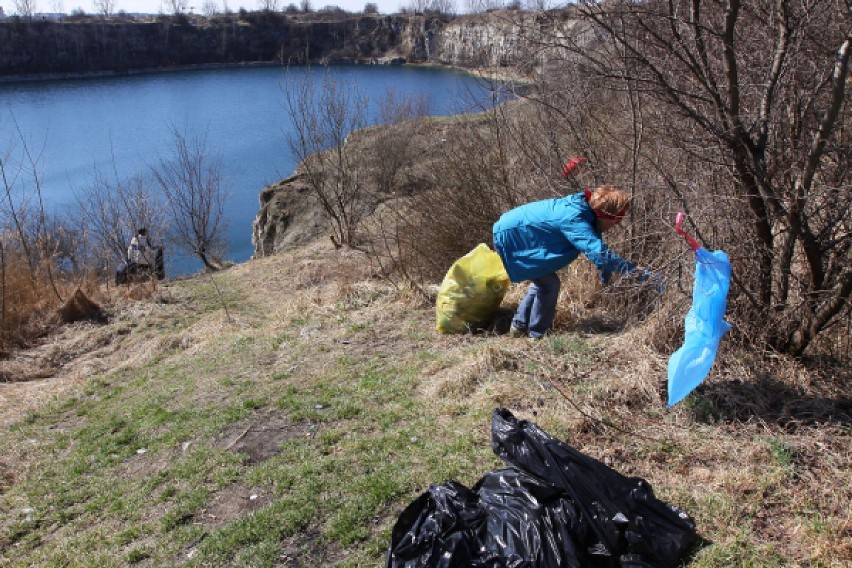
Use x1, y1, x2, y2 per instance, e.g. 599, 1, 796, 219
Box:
436, 243, 510, 334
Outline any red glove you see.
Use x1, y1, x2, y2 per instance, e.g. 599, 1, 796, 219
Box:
562, 156, 588, 177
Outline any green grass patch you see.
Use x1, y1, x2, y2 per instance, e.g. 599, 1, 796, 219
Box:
2, 258, 845, 567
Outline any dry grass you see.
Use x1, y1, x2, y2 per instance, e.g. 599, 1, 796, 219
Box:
0, 241, 163, 354
0, 238, 849, 566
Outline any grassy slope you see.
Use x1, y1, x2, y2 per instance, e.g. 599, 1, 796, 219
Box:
0, 241, 849, 567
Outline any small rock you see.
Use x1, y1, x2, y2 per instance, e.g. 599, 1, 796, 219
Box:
181, 441, 192, 452
249, 494, 259, 501
136, 448, 147, 455
314, 404, 325, 410
410, 436, 418, 443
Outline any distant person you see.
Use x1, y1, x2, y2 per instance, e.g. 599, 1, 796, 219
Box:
128, 228, 153, 269
493, 185, 653, 339
120, 227, 165, 283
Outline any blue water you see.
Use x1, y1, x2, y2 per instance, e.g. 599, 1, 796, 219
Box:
0, 65, 493, 276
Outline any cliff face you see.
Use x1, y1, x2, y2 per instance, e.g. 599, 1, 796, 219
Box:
0, 12, 451, 77
433, 10, 587, 69
0, 10, 570, 78
252, 175, 327, 257
433, 12, 529, 68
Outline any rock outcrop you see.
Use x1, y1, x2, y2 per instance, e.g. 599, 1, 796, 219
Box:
0, 12, 452, 78
0, 9, 581, 78
252, 175, 327, 257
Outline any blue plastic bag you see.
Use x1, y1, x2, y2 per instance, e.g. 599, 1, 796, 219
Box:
667, 216, 732, 406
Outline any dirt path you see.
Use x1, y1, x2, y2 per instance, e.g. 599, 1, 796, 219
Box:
0, 241, 399, 429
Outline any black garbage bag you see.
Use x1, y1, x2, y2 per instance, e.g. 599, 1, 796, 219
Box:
115, 247, 165, 285
387, 408, 697, 568
115, 260, 137, 285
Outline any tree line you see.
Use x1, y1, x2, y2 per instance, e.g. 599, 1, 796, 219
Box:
5, 0, 529, 20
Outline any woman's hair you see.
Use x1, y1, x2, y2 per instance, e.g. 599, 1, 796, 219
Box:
589, 186, 630, 218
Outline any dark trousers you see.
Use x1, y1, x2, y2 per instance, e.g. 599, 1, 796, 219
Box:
512, 273, 561, 338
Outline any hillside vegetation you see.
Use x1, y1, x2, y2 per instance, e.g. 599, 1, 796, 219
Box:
1, 1, 849, 565
0, 240, 849, 566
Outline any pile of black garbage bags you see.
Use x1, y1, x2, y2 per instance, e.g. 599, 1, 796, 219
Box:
387, 408, 697, 567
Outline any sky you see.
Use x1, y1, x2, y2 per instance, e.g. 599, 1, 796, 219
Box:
0, 0, 408, 17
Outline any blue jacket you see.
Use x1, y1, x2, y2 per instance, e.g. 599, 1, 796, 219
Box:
493, 192, 636, 283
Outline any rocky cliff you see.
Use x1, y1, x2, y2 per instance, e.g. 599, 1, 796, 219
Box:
0, 12, 449, 77
0, 9, 574, 78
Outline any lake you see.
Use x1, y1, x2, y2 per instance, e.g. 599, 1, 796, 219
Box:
0, 65, 494, 277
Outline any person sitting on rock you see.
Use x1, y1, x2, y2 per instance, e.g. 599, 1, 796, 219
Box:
127, 227, 165, 279
128, 227, 153, 271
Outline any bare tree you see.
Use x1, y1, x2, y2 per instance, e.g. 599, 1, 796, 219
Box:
13, 0, 37, 18
1, 123, 114, 347
93, 0, 116, 17
74, 168, 162, 270
547, 0, 851, 355
283, 69, 369, 248
201, 0, 218, 16
464, 0, 501, 14
0, 114, 63, 302
402, 0, 427, 12
151, 127, 228, 271
523, 0, 551, 12
365, 95, 523, 294
257, 0, 279, 11
428, 0, 455, 15
369, 88, 430, 194
166, 0, 187, 14
1, 146, 37, 279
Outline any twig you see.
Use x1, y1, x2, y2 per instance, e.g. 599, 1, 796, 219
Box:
543, 370, 663, 443
11, 114, 63, 304
1, 240, 5, 335
206, 272, 234, 324
225, 424, 252, 450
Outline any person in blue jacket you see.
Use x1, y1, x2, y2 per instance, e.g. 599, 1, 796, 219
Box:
493, 185, 642, 339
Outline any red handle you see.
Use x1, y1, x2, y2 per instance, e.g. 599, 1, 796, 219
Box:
675, 212, 700, 252
562, 156, 588, 177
